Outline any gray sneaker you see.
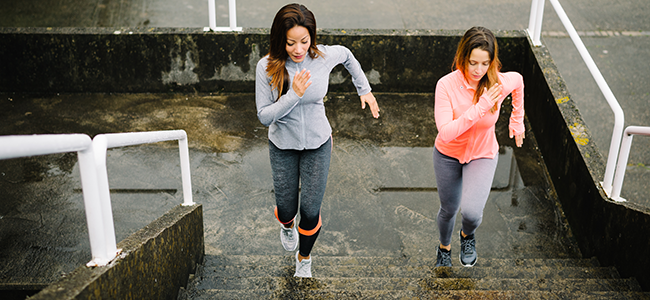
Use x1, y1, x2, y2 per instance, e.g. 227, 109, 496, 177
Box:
280, 224, 298, 251
294, 251, 312, 278
435, 247, 452, 267
460, 232, 477, 267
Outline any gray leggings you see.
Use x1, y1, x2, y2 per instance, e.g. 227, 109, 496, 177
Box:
269, 137, 331, 256
433, 147, 498, 246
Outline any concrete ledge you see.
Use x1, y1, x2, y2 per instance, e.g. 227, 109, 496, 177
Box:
0, 27, 526, 93
29, 204, 204, 300
524, 37, 650, 290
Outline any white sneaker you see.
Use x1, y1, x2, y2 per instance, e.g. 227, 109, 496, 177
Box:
280, 224, 298, 251
294, 251, 312, 278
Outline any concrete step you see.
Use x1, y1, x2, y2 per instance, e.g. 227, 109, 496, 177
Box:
201, 265, 621, 280
200, 255, 621, 280
186, 289, 650, 300
204, 254, 603, 268
192, 276, 642, 292
181, 254, 647, 299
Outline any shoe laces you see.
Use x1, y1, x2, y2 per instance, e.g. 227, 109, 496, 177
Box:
461, 236, 475, 254
283, 226, 294, 238
438, 249, 451, 265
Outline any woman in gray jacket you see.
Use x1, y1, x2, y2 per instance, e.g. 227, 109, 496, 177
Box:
255, 3, 379, 278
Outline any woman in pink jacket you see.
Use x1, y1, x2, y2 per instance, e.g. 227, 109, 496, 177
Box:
433, 27, 525, 267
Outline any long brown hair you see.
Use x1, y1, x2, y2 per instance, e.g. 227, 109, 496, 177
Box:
267, 4, 323, 99
452, 27, 502, 113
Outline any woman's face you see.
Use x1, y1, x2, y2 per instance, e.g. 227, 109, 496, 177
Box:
285, 25, 311, 63
466, 48, 491, 86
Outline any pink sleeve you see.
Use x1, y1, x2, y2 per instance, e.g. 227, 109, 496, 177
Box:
502, 72, 525, 135
434, 78, 497, 144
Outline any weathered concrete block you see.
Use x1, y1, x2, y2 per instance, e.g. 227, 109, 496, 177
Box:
29, 204, 203, 300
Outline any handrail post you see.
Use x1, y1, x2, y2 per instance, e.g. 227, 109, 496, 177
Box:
78, 144, 115, 267
91, 135, 119, 265
527, 0, 545, 46
228, 0, 238, 30
208, 0, 216, 30
178, 135, 195, 206
204, 0, 242, 32
610, 126, 650, 201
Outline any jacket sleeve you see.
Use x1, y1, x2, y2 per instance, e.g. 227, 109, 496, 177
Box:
255, 58, 301, 127
326, 45, 372, 96
503, 72, 525, 136
434, 78, 497, 144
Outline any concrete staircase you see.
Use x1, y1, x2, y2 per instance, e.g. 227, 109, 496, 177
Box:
176, 130, 648, 299
181, 254, 648, 299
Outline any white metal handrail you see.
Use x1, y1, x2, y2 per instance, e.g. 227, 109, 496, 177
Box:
93, 130, 194, 207
610, 126, 650, 202
527, 0, 545, 46
0, 134, 117, 267
527, 0, 626, 198
204, 0, 242, 32
90, 130, 195, 265
0, 134, 90, 159
0, 130, 195, 267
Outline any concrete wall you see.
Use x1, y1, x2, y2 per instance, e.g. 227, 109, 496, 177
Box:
0, 27, 525, 93
522, 37, 650, 290
29, 204, 204, 300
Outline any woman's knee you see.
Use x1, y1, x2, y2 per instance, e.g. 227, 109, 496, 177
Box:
461, 210, 483, 225
298, 213, 322, 235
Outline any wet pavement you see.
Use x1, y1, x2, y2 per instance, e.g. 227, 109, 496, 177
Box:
0, 92, 580, 288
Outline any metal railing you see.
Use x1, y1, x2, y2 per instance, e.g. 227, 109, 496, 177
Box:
527, 0, 632, 201
0, 130, 194, 267
0, 134, 117, 266
88, 130, 195, 266
204, 0, 242, 32
610, 126, 650, 201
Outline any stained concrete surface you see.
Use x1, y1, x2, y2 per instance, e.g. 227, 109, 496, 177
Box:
0, 92, 580, 292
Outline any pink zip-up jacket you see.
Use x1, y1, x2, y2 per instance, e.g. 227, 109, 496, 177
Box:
434, 69, 525, 163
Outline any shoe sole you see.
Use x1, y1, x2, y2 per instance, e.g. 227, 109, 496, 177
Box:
459, 254, 477, 267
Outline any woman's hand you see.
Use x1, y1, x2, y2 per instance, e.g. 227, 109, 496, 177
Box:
510, 128, 525, 147
292, 69, 312, 97
360, 92, 380, 118
483, 83, 503, 107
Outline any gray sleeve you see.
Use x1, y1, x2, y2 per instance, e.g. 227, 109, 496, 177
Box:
326, 45, 372, 96
255, 58, 301, 127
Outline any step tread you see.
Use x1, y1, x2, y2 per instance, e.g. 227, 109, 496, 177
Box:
200, 264, 621, 280
190, 276, 643, 292
183, 255, 647, 299
203, 254, 601, 268
185, 289, 650, 300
